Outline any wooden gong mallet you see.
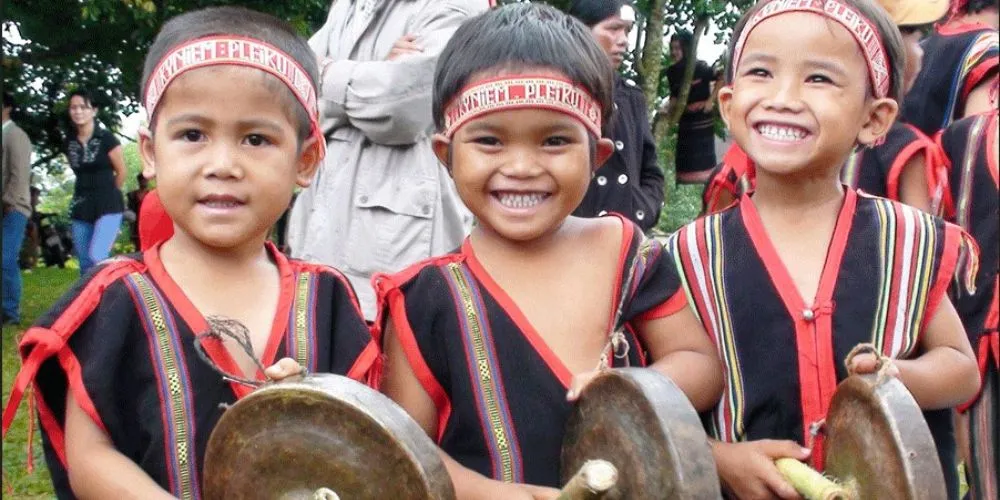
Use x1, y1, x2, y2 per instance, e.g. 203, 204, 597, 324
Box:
773, 347, 947, 500
560, 368, 723, 499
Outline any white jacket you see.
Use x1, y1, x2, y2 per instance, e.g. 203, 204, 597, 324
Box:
289, 0, 487, 318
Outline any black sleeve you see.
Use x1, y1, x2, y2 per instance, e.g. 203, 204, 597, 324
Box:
320, 269, 377, 380
631, 93, 665, 232
103, 129, 122, 153
622, 233, 685, 322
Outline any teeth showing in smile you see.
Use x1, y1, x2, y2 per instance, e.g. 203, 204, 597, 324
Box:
202, 200, 241, 209
757, 124, 807, 142
496, 192, 548, 209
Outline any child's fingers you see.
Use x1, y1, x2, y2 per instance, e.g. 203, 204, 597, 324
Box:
756, 439, 811, 460
265, 357, 304, 381
760, 463, 804, 500
849, 353, 879, 374
566, 371, 600, 401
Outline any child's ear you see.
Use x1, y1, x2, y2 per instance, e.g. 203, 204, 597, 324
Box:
432, 133, 453, 176
717, 85, 735, 130
295, 137, 323, 188
857, 97, 898, 146
593, 138, 615, 169
138, 127, 157, 180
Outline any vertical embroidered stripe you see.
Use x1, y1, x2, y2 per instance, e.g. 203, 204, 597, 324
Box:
958, 115, 988, 230
869, 199, 939, 358
126, 273, 200, 500
842, 149, 863, 188
667, 217, 745, 442
289, 272, 316, 371
443, 263, 523, 483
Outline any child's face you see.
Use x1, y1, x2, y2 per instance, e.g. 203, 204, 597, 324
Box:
140, 66, 319, 250
719, 13, 897, 178
433, 75, 613, 242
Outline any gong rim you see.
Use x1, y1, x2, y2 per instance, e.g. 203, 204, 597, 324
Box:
824, 375, 946, 499
203, 374, 455, 500
561, 368, 721, 499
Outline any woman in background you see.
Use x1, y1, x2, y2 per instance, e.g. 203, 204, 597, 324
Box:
64, 89, 125, 273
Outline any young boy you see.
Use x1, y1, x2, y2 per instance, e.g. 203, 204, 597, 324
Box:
668, 0, 981, 498
703, 0, 952, 216
1, 7, 378, 498
376, 4, 723, 498
937, 92, 998, 499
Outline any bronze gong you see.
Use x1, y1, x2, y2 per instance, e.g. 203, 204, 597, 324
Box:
561, 368, 722, 499
821, 374, 946, 499
202, 374, 455, 500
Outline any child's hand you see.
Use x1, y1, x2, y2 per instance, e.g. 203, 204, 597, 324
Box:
521, 484, 561, 500
499, 483, 560, 500
712, 440, 809, 500
847, 352, 900, 377
566, 370, 601, 401
264, 357, 305, 382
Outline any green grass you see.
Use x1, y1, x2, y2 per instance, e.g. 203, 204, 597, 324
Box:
0, 188, 704, 499
2, 266, 78, 498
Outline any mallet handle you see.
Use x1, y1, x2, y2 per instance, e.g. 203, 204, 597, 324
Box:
556, 460, 618, 500
774, 458, 855, 500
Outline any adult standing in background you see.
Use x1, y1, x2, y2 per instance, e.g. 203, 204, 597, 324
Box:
666, 31, 720, 185
64, 89, 126, 274
288, 0, 490, 319
2, 92, 33, 325
567, 0, 665, 233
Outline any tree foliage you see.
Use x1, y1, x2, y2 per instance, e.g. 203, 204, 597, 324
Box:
3, 0, 329, 173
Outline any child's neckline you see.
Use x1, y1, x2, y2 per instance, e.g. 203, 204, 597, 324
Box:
458, 214, 633, 387
143, 241, 297, 399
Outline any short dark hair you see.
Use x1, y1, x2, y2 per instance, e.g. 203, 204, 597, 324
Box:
433, 3, 614, 136
566, 0, 633, 27
68, 88, 95, 108
3, 92, 14, 110
723, 0, 905, 101
140, 6, 318, 143
671, 30, 694, 60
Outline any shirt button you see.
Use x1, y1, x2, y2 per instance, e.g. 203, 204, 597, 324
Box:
359, 195, 369, 204
615, 140, 624, 151
626, 79, 637, 87
613, 103, 619, 112
636, 210, 645, 220
596, 175, 608, 186
598, 210, 608, 216
618, 174, 628, 184
803, 309, 815, 321
421, 205, 431, 215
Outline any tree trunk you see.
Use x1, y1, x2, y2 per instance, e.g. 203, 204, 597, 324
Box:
632, 14, 646, 84
652, 14, 709, 152
638, 0, 667, 116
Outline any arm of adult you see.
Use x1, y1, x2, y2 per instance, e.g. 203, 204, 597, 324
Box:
3, 128, 32, 213
313, 1, 483, 146
634, 96, 665, 232
65, 392, 176, 499
108, 145, 126, 191
381, 323, 560, 500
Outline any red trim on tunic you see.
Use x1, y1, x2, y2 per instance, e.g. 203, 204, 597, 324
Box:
461, 215, 632, 386
638, 290, 689, 321
987, 114, 999, 187
144, 242, 295, 399
740, 189, 858, 469
379, 274, 452, 442
138, 190, 174, 252
938, 22, 995, 36
346, 341, 380, 385
923, 224, 964, 330
885, 131, 935, 201
962, 57, 1000, 102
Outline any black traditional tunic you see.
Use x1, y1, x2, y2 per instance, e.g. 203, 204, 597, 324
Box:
841, 122, 944, 202
665, 189, 974, 498
2, 243, 378, 499
374, 216, 686, 488
903, 23, 998, 135
939, 111, 998, 500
